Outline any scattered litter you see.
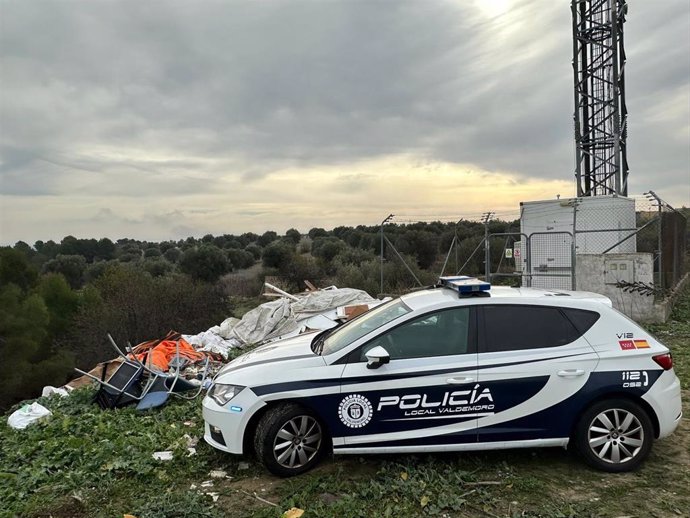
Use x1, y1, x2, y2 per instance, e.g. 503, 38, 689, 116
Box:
209, 470, 228, 479
183, 421, 195, 427
282, 508, 305, 518
190, 484, 197, 490
183, 433, 198, 456
200, 480, 214, 488
184, 434, 199, 447
7, 402, 52, 430
152, 451, 173, 461
238, 461, 250, 471
123, 515, 138, 518
205, 492, 220, 502
41, 385, 71, 398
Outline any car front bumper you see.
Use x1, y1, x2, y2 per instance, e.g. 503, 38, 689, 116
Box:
202, 387, 265, 454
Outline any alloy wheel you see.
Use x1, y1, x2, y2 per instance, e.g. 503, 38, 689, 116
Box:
587, 408, 644, 464
273, 415, 322, 469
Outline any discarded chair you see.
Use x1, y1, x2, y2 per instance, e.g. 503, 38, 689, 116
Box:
73, 334, 210, 410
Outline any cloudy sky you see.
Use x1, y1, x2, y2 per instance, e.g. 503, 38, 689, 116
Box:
1, 0, 688, 244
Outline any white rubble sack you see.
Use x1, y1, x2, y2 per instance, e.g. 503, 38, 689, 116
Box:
7, 402, 52, 430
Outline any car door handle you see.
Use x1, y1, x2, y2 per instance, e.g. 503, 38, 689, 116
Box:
557, 369, 586, 377
446, 377, 475, 384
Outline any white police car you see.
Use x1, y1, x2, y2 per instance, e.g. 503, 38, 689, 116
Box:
203, 277, 682, 476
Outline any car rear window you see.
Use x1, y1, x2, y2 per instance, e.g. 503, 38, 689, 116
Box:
482, 305, 581, 352
561, 307, 600, 335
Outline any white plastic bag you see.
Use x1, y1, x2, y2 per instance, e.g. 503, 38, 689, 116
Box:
41, 385, 71, 398
152, 451, 174, 461
7, 402, 52, 430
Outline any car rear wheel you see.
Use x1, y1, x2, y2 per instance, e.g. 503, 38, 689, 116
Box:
575, 398, 653, 472
254, 404, 327, 477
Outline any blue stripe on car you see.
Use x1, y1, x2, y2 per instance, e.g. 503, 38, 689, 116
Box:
251, 352, 590, 396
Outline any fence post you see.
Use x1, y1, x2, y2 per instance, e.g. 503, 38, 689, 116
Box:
482, 212, 494, 282
571, 199, 579, 290
646, 191, 663, 288
658, 204, 664, 289
380, 213, 394, 295
571, 235, 577, 290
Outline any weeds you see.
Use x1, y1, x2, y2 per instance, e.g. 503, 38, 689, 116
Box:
2, 284, 689, 517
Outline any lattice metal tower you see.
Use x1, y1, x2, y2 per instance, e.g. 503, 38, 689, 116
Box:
572, 0, 629, 196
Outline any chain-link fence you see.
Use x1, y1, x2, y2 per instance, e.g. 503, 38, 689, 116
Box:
377, 194, 686, 297
527, 231, 575, 290
482, 193, 686, 295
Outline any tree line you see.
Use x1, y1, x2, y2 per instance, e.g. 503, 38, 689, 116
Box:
1, 218, 523, 409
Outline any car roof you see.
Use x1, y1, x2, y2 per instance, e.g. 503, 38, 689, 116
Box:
400, 285, 612, 311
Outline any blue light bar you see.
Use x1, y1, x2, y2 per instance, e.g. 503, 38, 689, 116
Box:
438, 276, 491, 295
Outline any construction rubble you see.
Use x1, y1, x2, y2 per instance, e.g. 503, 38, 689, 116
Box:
30, 283, 384, 414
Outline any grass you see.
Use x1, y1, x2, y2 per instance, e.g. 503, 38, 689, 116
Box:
2, 284, 689, 518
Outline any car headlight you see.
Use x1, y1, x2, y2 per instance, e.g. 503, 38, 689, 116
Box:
209, 384, 245, 406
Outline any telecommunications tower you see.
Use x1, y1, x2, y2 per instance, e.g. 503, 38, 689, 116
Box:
572, 0, 629, 197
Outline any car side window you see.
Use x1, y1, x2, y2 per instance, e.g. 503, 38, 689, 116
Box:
358, 307, 472, 361
561, 307, 600, 335
482, 305, 580, 352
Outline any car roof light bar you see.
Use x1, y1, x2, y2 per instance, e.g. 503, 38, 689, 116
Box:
438, 276, 491, 296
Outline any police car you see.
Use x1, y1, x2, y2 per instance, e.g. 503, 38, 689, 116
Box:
202, 277, 682, 476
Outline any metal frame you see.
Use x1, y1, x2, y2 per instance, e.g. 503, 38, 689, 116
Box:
527, 231, 576, 290
572, 0, 629, 197
74, 334, 210, 407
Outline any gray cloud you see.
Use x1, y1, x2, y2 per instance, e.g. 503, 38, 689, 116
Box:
1, 0, 688, 243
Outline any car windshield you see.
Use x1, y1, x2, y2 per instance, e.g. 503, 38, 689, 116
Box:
320, 298, 411, 356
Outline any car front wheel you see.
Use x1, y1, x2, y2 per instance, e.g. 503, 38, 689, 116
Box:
574, 398, 653, 472
254, 404, 327, 477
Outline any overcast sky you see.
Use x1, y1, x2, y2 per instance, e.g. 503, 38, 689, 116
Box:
1, 0, 688, 244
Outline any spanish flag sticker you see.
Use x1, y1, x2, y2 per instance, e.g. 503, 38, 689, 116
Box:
634, 339, 650, 349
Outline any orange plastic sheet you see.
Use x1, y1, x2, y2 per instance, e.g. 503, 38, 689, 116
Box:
129, 331, 207, 371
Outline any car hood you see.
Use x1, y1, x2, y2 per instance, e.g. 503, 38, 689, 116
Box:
214, 332, 327, 386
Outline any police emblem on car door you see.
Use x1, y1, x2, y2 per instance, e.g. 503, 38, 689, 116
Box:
335, 307, 481, 451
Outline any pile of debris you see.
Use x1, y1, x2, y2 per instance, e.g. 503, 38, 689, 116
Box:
13, 283, 384, 421
183, 283, 382, 359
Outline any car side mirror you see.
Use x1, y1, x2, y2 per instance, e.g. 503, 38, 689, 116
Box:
365, 345, 390, 369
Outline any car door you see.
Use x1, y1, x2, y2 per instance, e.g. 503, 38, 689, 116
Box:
474, 303, 600, 444
334, 306, 480, 453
